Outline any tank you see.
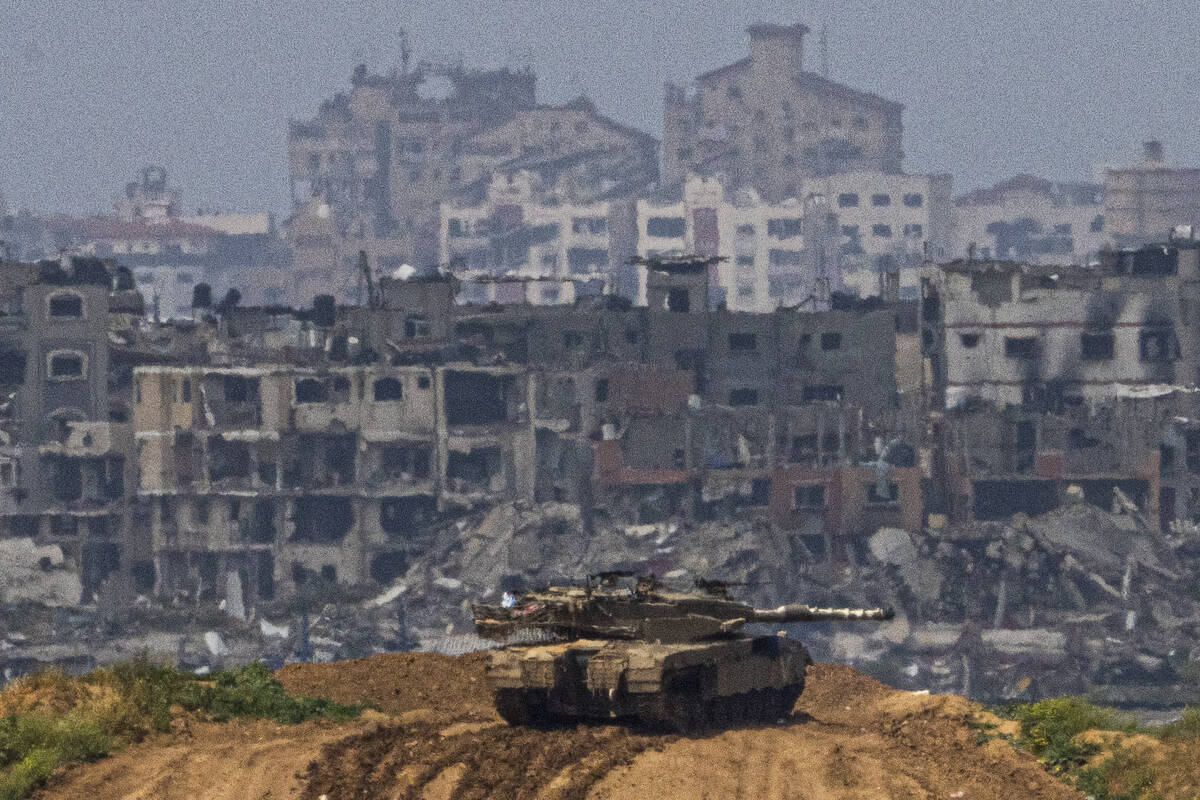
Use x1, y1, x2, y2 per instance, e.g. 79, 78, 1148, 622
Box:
472, 573, 893, 731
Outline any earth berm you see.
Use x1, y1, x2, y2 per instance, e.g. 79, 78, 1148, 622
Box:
34, 653, 1080, 800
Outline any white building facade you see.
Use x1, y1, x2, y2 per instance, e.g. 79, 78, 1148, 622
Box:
636, 176, 838, 312
817, 171, 953, 300
440, 171, 636, 305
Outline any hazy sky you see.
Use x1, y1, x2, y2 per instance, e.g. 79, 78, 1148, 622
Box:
2, 0, 1198, 216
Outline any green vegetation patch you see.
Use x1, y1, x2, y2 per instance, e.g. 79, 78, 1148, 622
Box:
176, 662, 361, 724
993, 696, 1200, 800
0, 656, 360, 800
1000, 696, 1136, 773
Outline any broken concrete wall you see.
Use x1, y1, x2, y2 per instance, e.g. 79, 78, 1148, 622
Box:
0, 538, 84, 605
926, 255, 1200, 410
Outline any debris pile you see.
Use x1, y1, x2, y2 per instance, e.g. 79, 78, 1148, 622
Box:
389, 491, 1200, 706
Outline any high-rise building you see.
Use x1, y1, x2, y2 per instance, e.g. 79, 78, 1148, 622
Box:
661, 24, 903, 200
287, 62, 657, 302
1105, 141, 1200, 245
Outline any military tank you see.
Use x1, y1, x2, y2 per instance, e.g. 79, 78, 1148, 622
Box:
472, 572, 893, 731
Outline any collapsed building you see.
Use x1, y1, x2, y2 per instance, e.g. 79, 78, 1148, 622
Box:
118, 255, 923, 604
4, 241, 1200, 703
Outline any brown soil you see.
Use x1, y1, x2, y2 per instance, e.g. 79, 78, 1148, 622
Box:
34, 716, 380, 800
35, 656, 1083, 800
276, 650, 494, 717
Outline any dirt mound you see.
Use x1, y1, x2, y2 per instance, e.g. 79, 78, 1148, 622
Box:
34, 716, 379, 800
37, 653, 1083, 800
277, 650, 493, 717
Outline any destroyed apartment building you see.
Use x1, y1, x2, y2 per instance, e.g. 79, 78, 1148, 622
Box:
8, 232, 1200, 620
287, 54, 658, 303
0, 257, 145, 605
920, 237, 1200, 527
122, 255, 922, 603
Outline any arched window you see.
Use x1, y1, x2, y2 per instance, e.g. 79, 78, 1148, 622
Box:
47, 350, 87, 380
47, 291, 84, 318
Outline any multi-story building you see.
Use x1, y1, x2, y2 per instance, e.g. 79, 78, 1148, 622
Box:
439, 171, 638, 304
287, 62, 657, 301
919, 238, 1200, 525
817, 171, 953, 300
123, 261, 921, 601
50, 168, 289, 316
952, 174, 1105, 265
0, 257, 145, 603
1105, 141, 1200, 246
661, 23, 903, 199
635, 176, 838, 311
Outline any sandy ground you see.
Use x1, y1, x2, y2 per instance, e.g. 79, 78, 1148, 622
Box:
35, 656, 1082, 800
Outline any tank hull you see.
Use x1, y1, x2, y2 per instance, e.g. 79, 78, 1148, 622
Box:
485, 635, 812, 732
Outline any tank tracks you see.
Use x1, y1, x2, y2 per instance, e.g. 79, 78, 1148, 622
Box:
494, 683, 803, 734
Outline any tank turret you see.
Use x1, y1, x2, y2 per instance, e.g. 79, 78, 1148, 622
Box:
474, 574, 893, 732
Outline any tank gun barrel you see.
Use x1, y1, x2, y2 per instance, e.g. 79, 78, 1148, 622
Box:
749, 604, 894, 623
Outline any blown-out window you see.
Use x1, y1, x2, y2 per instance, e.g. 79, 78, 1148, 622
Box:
793, 485, 825, 509
47, 351, 86, 380
48, 292, 83, 318
373, 377, 404, 402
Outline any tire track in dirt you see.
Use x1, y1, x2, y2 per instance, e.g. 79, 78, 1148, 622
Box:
300, 719, 673, 800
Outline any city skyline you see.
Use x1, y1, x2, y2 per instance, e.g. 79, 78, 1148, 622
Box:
3, 0, 1198, 215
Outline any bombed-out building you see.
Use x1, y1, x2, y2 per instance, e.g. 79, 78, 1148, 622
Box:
125, 257, 922, 601
920, 238, 1200, 525
0, 257, 146, 603
287, 59, 657, 302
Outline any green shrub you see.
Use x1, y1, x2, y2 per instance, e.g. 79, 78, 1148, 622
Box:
1003, 696, 1134, 773
0, 656, 359, 799
0, 713, 110, 800
177, 663, 360, 724
1074, 746, 1161, 800
0, 748, 59, 800
1158, 707, 1200, 742
99, 655, 191, 733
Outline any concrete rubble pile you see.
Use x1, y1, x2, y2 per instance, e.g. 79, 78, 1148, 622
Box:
5, 492, 1200, 709
383, 491, 1200, 707
391, 500, 803, 639
825, 491, 1200, 705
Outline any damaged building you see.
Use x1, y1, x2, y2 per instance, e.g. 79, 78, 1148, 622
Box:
0, 256, 145, 604
920, 237, 1200, 524
119, 254, 922, 602
287, 54, 658, 302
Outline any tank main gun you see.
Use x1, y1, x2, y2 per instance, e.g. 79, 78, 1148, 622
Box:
749, 604, 894, 623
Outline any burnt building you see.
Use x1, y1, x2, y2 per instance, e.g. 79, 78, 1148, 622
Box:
920, 238, 1200, 525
